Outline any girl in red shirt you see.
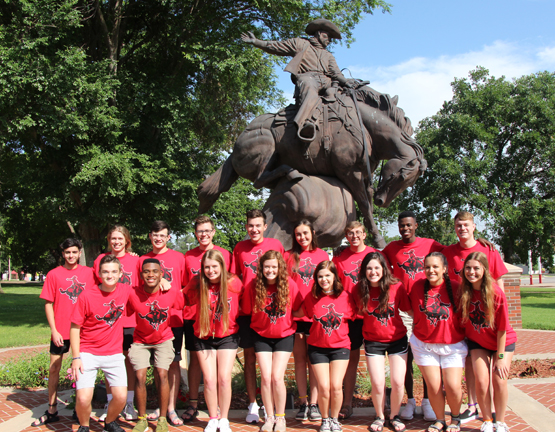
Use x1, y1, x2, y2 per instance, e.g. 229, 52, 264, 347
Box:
459, 252, 516, 432
355, 252, 411, 432
408, 252, 466, 432
183, 249, 243, 432
284, 220, 329, 421
294, 260, 354, 432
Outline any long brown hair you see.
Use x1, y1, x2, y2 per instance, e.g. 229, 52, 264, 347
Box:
312, 261, 343, 298
254, 250, 289, 314
198, 249, 231, 338
288, 220, 319, 273
357, 252, 399, 313
423, 252, 457, 313
459, 251, 496, 329
107, 225, 132, 253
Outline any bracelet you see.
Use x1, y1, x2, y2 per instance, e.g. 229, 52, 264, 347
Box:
72, 357, 81, 360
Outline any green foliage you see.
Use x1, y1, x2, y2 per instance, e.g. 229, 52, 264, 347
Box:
0, 351, 73, 389
401, 68, 555, 263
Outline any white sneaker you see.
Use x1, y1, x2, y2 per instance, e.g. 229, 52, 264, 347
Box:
121, 401, 138, 421
330, 418, 342, 432
205, 418, 219, 432
320, 418, 331, 432
400, 398, 416, 420
481, 421, 494, 432
421, 398, 437, 422
219, 418, 231, 432
496, 422, 510, 432
99, 403, 109, 421
246, 402, 260, 423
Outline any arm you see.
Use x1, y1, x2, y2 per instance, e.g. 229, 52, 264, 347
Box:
292, 307, 305, 318
495, 277, 505, 292
45, 301, 64, 347
160, 278, 171, 292
70, 323, 83, 381
494, 330, 509, 379
477, 237, 496, 251
241, 31, 269, 49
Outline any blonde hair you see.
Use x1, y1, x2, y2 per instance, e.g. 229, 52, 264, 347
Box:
254, 250, 289, 314
107, 225, 132, 253
344, 221, 365, 235
454, 211, 474, 223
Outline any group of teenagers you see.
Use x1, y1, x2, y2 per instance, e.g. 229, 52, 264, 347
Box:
32, 209, 516, 432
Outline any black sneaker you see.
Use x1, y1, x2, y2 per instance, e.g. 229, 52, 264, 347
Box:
103, 420, 125, 432
309, 404, 322, 421
76, 427, 90, 432
296, 403, 309, 420
459, 407, 479, 424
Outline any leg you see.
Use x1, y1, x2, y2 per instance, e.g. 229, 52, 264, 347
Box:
329, 360, 349, 418
492, 352, 513, 423
75, 388, 94, 427
471, 349, 493, 420
271, 351, 293, 415
461, 355, 479, 420
308, 362, 319, 405
182, 350, 201, 421
405, 348, 414, 399
419, 366, 446, 421
155, 367, 170, 418
197, 349, 219, 418
442, 367, 463, 419
312, 362, 331, 418
244, 347, 258, 404
367, 355, 387, 424
32, 353, 63, 426
342, 348, 359, 411
257, 351, 274, 416
166, 362, 183, 424
217, 349, 239, 419
294, 334, 309, 405
134, 369, 148, 417
389, 353, 408, 419
107, 386, 127, 423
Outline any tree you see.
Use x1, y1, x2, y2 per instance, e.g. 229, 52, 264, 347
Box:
401, 68, 555, 265
0, 0, 390, 266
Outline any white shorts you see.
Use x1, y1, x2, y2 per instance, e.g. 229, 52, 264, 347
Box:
75, 352, 127, 390
409, 334, 467, 369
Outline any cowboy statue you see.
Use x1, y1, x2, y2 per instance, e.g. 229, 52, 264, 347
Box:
241, 18, 359, 143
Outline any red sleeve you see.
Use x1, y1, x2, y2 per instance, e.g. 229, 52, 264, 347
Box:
183, 280, 199, 306
240, 283, 253, 315
489, 251, 508, 280
93, 254, 103, 284
71, 292, 88, 326
346, 292, 357, 320
40, 270, 57, 302
397, 283, 411, 312
494, 288, 510, 332
290, 279, 303, 311
231, 249, 242, 278
302, 295, 314, 318
174, 289, 185, 311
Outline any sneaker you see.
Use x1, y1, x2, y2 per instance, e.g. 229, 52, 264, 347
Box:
496, 422, 510, 432
399, 398, 416, 420
133, 417, 150, 432
219, 418, 231, 432
422, 398, 437, 422
103, 420, 125, 432
330, 418, 342, 432
274, 416, 286, 432
481, 421, 494, 432
77, 427, 90, 432
296, 404, 309, 420
320, 418, 331, 432
99, 403, 109, 422
260, 415, 275, 432
156, 417, 169, 432
122, 401, 138, 421
205, 418, 219, 432
460, 406, 479, 424
247, 402, 260, 423
309, 404, 322, 421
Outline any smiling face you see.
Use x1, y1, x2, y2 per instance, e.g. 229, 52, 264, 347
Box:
398, 217, 418, 243
262, 258, 279, 284
246, 217, 267, 244
346, 227, 367, 251
366, 259, 384, 287
424, 256, 446, 286
62, 246, 81, 269
454, 218, 476, 242
203, 258, 221, 283
464, 259, 485, 289
195, 222, 215, 249
317, 268, 335, 292
295, 224, 313, 251
100, 262, 122, 288
141, 263, 162, 290
109, 231, 127, 255
149, 228, 170, 252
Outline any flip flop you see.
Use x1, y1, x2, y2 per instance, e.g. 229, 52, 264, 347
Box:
167, 409, 184, 426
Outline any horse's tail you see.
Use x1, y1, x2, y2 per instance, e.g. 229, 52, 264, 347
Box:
197, 155, 239, 214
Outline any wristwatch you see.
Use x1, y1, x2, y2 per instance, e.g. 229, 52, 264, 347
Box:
498, 353, 504, 359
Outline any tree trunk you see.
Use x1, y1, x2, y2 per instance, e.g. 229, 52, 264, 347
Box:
77, 222, 102, 267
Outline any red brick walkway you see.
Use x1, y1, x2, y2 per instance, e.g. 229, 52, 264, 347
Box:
513, 382, 555, 414
0, 390, 47, 424
514, 329, 555, 355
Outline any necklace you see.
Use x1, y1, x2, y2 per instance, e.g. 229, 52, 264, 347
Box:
322, 289, 334, 295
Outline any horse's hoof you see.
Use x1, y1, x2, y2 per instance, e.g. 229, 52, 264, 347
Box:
286, 169, 304, 182
373, 234, 387, 249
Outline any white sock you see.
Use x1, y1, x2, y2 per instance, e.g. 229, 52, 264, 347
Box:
107, 394, 113, 403
127, 391, 134, 403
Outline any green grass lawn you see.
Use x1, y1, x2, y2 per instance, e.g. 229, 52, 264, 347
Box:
520, 288, 555, 330
0, 283, 51, 348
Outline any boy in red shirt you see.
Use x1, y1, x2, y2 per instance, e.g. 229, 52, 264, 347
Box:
70, 255, 129, 432
128, 258, 185, 432
231, 209, 284, 423
32, 238, 96, 427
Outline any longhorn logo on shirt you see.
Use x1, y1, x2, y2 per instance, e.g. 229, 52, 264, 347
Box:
191, 268, 200, 276
453, 257, 465, 277
119, 266, 133, 285
298, 257, 317, 286
60, 276, 86, 304
210, 292, 232, 321
397, 250, 424, 280
95, 299, 124, 327
343, 259, 362, 284
419, 293, 451, 326
263, 292, 286, 324
368, 298, 395, 326
314, 304, 343, 336
244, 250, 264, 275
139, 300, 169, 330
159, 260, 173, 282
469, 300, 487, 332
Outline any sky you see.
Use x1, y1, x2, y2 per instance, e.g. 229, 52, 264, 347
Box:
274, 0, 555, 127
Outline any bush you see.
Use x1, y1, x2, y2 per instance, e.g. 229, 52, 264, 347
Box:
0, 352, 73, 389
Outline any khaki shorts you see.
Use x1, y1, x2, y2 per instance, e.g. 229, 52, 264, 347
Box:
128, 338, 175, 371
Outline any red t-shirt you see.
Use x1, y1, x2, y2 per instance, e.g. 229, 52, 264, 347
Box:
139, 249, 187, 327
183, 276, 243, 339
462, 285, 517, 351
94, 253, 141, 327
303, 290, 355, 349
409, 279, 465, 344
241, 277, 302, 338
183, 245, 232, 320
383, 238, 444, 293
284, 248, 329, 322
127, 286, 185, 345
71, 283, 131, 356
442, 242, 508, 284
40, 265, 96, 340
357, 282, 411, 343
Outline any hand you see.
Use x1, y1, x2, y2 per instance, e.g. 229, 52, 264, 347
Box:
71, 359, 83, 382
477, 237, 496, 251
494, 357, 509, 379
344, 78, 359, 89
160, 278, 171, 292
241, 31, 257, 45
52, 331, 64, 347
129, 251, 139, 257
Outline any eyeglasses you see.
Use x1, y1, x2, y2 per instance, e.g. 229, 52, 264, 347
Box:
196, 230, 214, 235
346, 230, 364, 238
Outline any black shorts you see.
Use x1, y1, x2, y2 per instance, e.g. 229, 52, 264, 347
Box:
348, 319, 364, 350
123, 327, 135, 352
50, 339, 71, 356
238, 316, 255, 349
467, 339, 516, 355
364, 335, 408, 357
308, 345, 350, 364
295, 321, 312, 335
193, 333, 240, 351
171, 326, 184, 362
183, 319, 197, 352
253, 333, 295, 353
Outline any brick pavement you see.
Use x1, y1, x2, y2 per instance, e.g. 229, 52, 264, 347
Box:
0, 390, 46, 424
514, 329, 555, 355
512, 382, 555, 414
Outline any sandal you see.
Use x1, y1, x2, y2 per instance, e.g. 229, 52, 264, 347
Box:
369, 417, 385, 432
390, 415, 406, 432
147, 408, 161, 420
167, 409, 184, 426
181, 404, 199, 422
338, 405, 353, 420
447, 415, 461, 432
32, 404, 59, 427
428, 420, 447, 432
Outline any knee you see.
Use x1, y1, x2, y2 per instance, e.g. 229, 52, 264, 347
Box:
271, 375, 284, 388
319, 384, 331, 396
218, 376, 232, 390
203, 376, 218, 392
